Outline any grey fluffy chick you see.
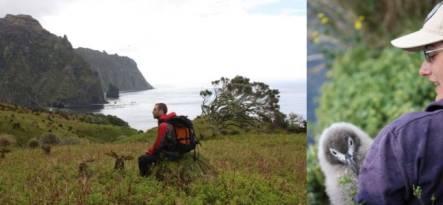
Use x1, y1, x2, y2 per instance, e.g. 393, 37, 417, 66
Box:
318, 122, 373, 205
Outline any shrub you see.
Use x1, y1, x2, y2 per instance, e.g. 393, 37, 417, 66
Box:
200, 76, 286, 133
105, 115, 128, 127
0, 134, 16, 147
286, 113, 307, 133
28, 138, 40, 148
316, 45, 433, 137
40, 133, 60, 145
193, 116, 219, 140
61, 136, 82, 145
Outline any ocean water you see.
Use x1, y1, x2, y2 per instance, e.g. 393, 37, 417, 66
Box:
73, 81, 306, 131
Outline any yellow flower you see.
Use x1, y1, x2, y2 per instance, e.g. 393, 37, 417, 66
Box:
354, 15, 365, 30
311, 31, 320, 44
313, 37, 320, 44
320, 17, 329, 25
317, 13, 329, 25
354, 21, 362, 30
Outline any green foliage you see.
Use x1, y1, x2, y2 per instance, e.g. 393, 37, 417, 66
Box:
40, 133, 61, 145
27, 138, 40, 148
200, 76, 287, 134
0, 103, 137, 146
60, 136, 84, 145
286, 113, 307, 133
0, 133, 306, 204
309, 0, 440, 48
317, 45, 434, 137
151, 154, 217, 188
104, 115, 128, 127
189, 172, 295, 204
192, 116, 220, 140
307, 146, 328, 205
0, 134, 16, 147
411, 184, 440, 205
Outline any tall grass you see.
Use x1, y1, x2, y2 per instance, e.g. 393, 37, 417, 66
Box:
0, 133, 306, 204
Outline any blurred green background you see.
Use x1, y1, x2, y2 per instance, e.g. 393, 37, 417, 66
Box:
307, 0, 438, 204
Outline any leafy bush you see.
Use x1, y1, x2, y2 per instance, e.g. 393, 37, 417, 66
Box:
105, 115, 128, 127
28, 138, 40, 148
61, 136, 83, 145
40, 133, 61, 145
0, 134, 16, 147
317, 45, 433, 137
192, 116, 219, 140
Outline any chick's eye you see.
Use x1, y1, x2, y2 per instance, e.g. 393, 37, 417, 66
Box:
329, 148, 338, 156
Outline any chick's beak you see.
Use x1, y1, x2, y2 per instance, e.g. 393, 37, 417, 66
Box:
345, 153, 359, 176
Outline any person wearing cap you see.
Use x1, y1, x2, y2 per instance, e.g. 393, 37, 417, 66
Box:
356, 2, 443, 204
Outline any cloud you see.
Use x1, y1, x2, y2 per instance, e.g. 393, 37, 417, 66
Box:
0, 0, 76, 18
2, 0, 306, 86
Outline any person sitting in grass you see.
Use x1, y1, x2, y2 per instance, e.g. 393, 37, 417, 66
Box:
138, 103, 176, 177
356, 2, 443, 204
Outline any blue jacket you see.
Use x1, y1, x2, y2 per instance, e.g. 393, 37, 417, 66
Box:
356, 99, 443, 204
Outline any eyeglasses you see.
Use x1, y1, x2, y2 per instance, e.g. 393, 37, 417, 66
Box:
425, 2, 443, 23
423, 47, 443, 62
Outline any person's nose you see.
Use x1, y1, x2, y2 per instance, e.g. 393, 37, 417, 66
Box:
419, 61, 432, 76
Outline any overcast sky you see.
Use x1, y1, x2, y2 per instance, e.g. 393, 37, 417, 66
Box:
1, 0, 306, 87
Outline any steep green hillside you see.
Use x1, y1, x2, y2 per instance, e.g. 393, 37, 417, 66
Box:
0, 103, 138, 145
0, 14, 105, 107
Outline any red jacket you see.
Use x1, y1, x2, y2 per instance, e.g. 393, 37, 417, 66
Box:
146, 112, 176, 155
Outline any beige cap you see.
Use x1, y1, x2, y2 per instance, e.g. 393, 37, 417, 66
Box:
391, 2, 443, 51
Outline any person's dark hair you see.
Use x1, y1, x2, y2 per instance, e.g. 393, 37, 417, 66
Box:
156, 103, 168, 114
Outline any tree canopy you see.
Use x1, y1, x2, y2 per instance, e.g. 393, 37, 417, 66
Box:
199, 76, 287, 133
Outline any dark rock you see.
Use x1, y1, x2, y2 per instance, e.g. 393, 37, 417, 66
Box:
106, 83, 119, 99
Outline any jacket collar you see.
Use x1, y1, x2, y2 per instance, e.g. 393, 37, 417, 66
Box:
426, 99, 443, 112
157, 112, 176, 123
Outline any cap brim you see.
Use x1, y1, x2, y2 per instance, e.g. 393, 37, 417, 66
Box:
391, 30, 443, 51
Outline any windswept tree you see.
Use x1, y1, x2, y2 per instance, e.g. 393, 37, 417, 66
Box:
200, 76, 286, 132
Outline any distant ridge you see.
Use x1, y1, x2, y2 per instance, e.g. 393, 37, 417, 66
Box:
75, 47, 153, 92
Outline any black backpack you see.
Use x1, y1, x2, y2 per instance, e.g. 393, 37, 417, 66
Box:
164, 115, 199, 157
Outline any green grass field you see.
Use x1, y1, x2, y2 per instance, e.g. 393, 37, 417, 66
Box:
0, 104, 306, 204
0, 133, 305, 204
